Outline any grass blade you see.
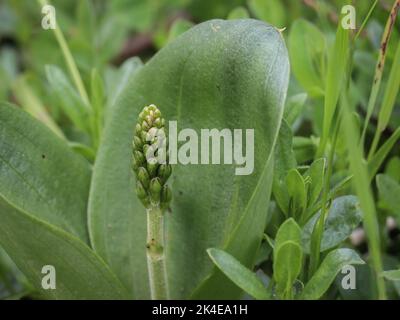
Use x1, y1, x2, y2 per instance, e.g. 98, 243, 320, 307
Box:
368, 41, 400, 159
361, 0, 400, 147
316, 10, 349, 157
37, 0, 90, 106
368, 127, 400, 180
340, 92, 387, 299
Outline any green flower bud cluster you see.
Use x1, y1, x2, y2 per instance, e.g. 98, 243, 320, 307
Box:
132, 104, 172, 209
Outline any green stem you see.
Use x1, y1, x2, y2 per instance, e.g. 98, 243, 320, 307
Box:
37, 0, 90, 107
368, 128, 381, 161
146, 206, 169, 300
354, 0, 379, 40
309, 119, 339, 278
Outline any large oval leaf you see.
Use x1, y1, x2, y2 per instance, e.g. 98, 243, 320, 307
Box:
88, 61, 147, 298
0, 103, 90, 241
0, 196, 128, 299
0, 104, 126, 299
302, 195, 362, 253
89, 19, 289, 299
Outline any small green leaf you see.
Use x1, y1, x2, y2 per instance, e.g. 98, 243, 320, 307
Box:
377, 41, 400, 132
284, 93, 308, 127
11, 75, 65, 139
45, 65, 90, 133
293, 136, 317, 164
385, 157, 400, 183
274, 218, 303, 297
167, 19, 194, 44
286, 169, 307, 219
289, 19, 326, 97
248, 0, 286, 27
207, 248, 269, 300
301, 249, 365, 300
376, 174, 400, 220
317, 11, 350, 157
302, 196, 362, 253
368, 128, 400, 180
274, 218, 302, 255
273, 119, 296, 215
304, 158, 325, 207
105, 57, 144, 112
227, 6, 249, 20
273, 241, 303, 299
382, 270, 400, 281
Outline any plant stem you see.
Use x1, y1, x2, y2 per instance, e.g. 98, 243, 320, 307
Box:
309, 119, 339, 278
340, 92, 387, 300
37, 0, 90, 107
146, 206, 169, 300
360, 0, 400, 148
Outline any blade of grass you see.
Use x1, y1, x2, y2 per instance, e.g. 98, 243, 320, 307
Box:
310, 9, 350, 275
360, 0, 400, 148
316, 9, 350, 158
309, 117, 339, 278
37, 0, 90, 107
340, 92, 386, 300
368, 41, 400, 159
368, 127, 400, 180
355, 0, 379, 40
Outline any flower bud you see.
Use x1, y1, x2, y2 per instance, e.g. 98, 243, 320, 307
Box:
149, 177, 162, 205
132, 104, 172, 209
137, 167, 150, 189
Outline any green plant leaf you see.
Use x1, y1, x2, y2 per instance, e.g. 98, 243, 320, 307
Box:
273, 241, 303, 299
207, 248, 269, 300
317, 12, 350, 157
286, 169, 307, 219
274, 218, 302, 259
0, 103, 90, 242
301, 248, 365, 300
302, 196, 362, 253
0, 246, 30, 299
89, 19, 289, 299
288, 19, 326, 97
248, 0, 286, 27
273, 218, 303, 299
376, 174, 400, 220
368, 128, 400, 180
303, 158, 325, 208
377, 41, 400, 133
382, 270, 400, 281
45, 65, 90, 133
227, 7, 249, 20
11, 75, 65, 139
385, 157, 400, 183
283, 93, 307, 127
273, 119, 296, 215
167, 19, 194, 44
105, 57, 144, 113
293, 136, 317, 164
0, 195, 128, 299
